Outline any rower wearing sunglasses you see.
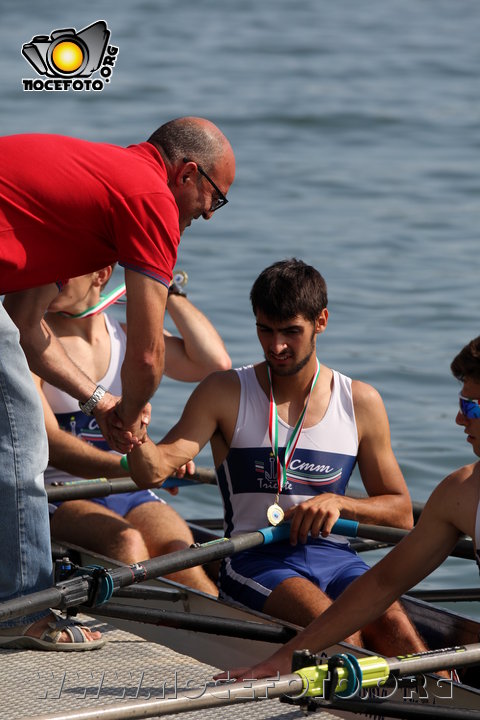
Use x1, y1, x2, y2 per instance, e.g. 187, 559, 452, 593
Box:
223, 335, 480, 680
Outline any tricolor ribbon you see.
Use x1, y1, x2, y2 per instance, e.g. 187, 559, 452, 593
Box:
57, 283, 126, 319
267, 358, 320, 497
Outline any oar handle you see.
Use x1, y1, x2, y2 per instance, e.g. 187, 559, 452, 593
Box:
259, 518, 359, 545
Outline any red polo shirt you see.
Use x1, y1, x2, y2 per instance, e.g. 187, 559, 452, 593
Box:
0, 134, 180, 293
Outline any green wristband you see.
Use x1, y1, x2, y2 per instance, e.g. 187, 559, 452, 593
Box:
120, 454, 129, 472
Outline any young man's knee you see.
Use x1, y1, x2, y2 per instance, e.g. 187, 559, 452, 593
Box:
116, 526, 149, 558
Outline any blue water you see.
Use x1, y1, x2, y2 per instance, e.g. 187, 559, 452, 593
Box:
2, 1, 480, 616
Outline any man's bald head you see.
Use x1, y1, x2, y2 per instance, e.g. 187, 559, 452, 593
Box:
148, 117, 233, 175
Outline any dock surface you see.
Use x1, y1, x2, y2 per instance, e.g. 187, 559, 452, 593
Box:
1, 615, 338, 720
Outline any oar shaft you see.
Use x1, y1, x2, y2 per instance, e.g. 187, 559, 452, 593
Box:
407, 587, 480, 602
47, 478, 136, 501
107, 525, 293, 592
0, 522, 298, 621
46, 467, 217, 502
89, 601, 296, 642
350, 522, 474, 560
0, 576, 92, 622
32, 675, 303, 720
387, 643, 480, 676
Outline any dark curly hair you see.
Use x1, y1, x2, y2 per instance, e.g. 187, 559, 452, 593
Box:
250, 258, 327, 322
451, 336, 480, 382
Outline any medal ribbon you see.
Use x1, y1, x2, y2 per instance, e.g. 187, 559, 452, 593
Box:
267, 358, 320, 496
57, 283, 126, 319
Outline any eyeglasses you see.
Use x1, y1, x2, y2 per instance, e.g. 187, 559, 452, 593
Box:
459, 394, 480, 419
183, 157, 228, 213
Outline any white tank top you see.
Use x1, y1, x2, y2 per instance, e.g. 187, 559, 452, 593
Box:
216, 364, 359, 540
43, 314, 126, 485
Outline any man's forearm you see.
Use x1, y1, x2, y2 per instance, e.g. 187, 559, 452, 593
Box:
340, 493, 413, 529
23, 318, 99, 402
48, 427, 128, 479
120, 269, 168, 424
119, 343, 164, 425
166, 294, 231, 377
4, 288, 99, 403
128, 436, 169, 488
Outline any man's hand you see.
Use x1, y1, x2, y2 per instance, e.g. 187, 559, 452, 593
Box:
213, 650, 293, 682
284, 493, 344, 545
173, 459, 196, 477
163, 460, 196, 496
95, 396, 151, 453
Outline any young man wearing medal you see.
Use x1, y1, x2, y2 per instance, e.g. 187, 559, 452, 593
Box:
220, 336, 480, 681
128, 258, 425, 657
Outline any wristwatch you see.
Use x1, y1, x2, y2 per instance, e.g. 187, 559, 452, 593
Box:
168, 281, 187, 297
79, 385, 107, 416
168, 269, 188, 297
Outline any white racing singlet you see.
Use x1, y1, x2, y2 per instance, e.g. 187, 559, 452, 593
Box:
43, 314, 125, 485
216, 364, 359, 543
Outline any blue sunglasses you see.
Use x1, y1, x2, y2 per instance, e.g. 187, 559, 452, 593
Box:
459, 394, 480, 419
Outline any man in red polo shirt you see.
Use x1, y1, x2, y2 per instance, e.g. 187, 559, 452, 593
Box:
0, 116, 235, 650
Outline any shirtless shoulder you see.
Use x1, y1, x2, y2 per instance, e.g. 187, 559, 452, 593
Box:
426, 461, 480, 539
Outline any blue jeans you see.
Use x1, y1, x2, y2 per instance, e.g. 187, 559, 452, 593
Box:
0, 302, 52, 626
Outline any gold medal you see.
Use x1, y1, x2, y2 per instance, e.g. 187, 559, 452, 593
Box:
267, 503, 284, 526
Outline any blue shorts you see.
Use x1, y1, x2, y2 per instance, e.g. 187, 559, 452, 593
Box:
89, 490, 164, 516
219, 538, 370, 612
51, 490, 164, 518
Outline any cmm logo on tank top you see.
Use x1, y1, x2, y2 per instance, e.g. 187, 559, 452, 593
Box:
254, 456, 343, 487
21, 21, 118, 92
286, 458, 343, 485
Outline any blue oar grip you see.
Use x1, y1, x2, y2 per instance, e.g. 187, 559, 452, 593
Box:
331, 518, 359, 538
162, 477, 194, 489
259, 517, 359, 545
259, 524, 291, 544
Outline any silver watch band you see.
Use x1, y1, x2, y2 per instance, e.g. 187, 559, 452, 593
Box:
79, 385, 107, 416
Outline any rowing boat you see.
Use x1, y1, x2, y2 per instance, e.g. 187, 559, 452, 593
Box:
51, 521, 480, 715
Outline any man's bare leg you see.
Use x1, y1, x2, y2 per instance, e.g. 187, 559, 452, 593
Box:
361, 599, 425, 656
127, 502, 218, 595
51, 500, 150, 564
263, 577, 363, 646
263, 577, 427, 658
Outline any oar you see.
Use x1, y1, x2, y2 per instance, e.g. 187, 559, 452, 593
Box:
336, 519, 475, 560
407, 587, 480, 602
46, 467, 216, 502
187, 517, 474, 558
1, 517, 473, 622
0, 520, 349, 622
88, 601, 296, 643
30, 642, 480, 720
